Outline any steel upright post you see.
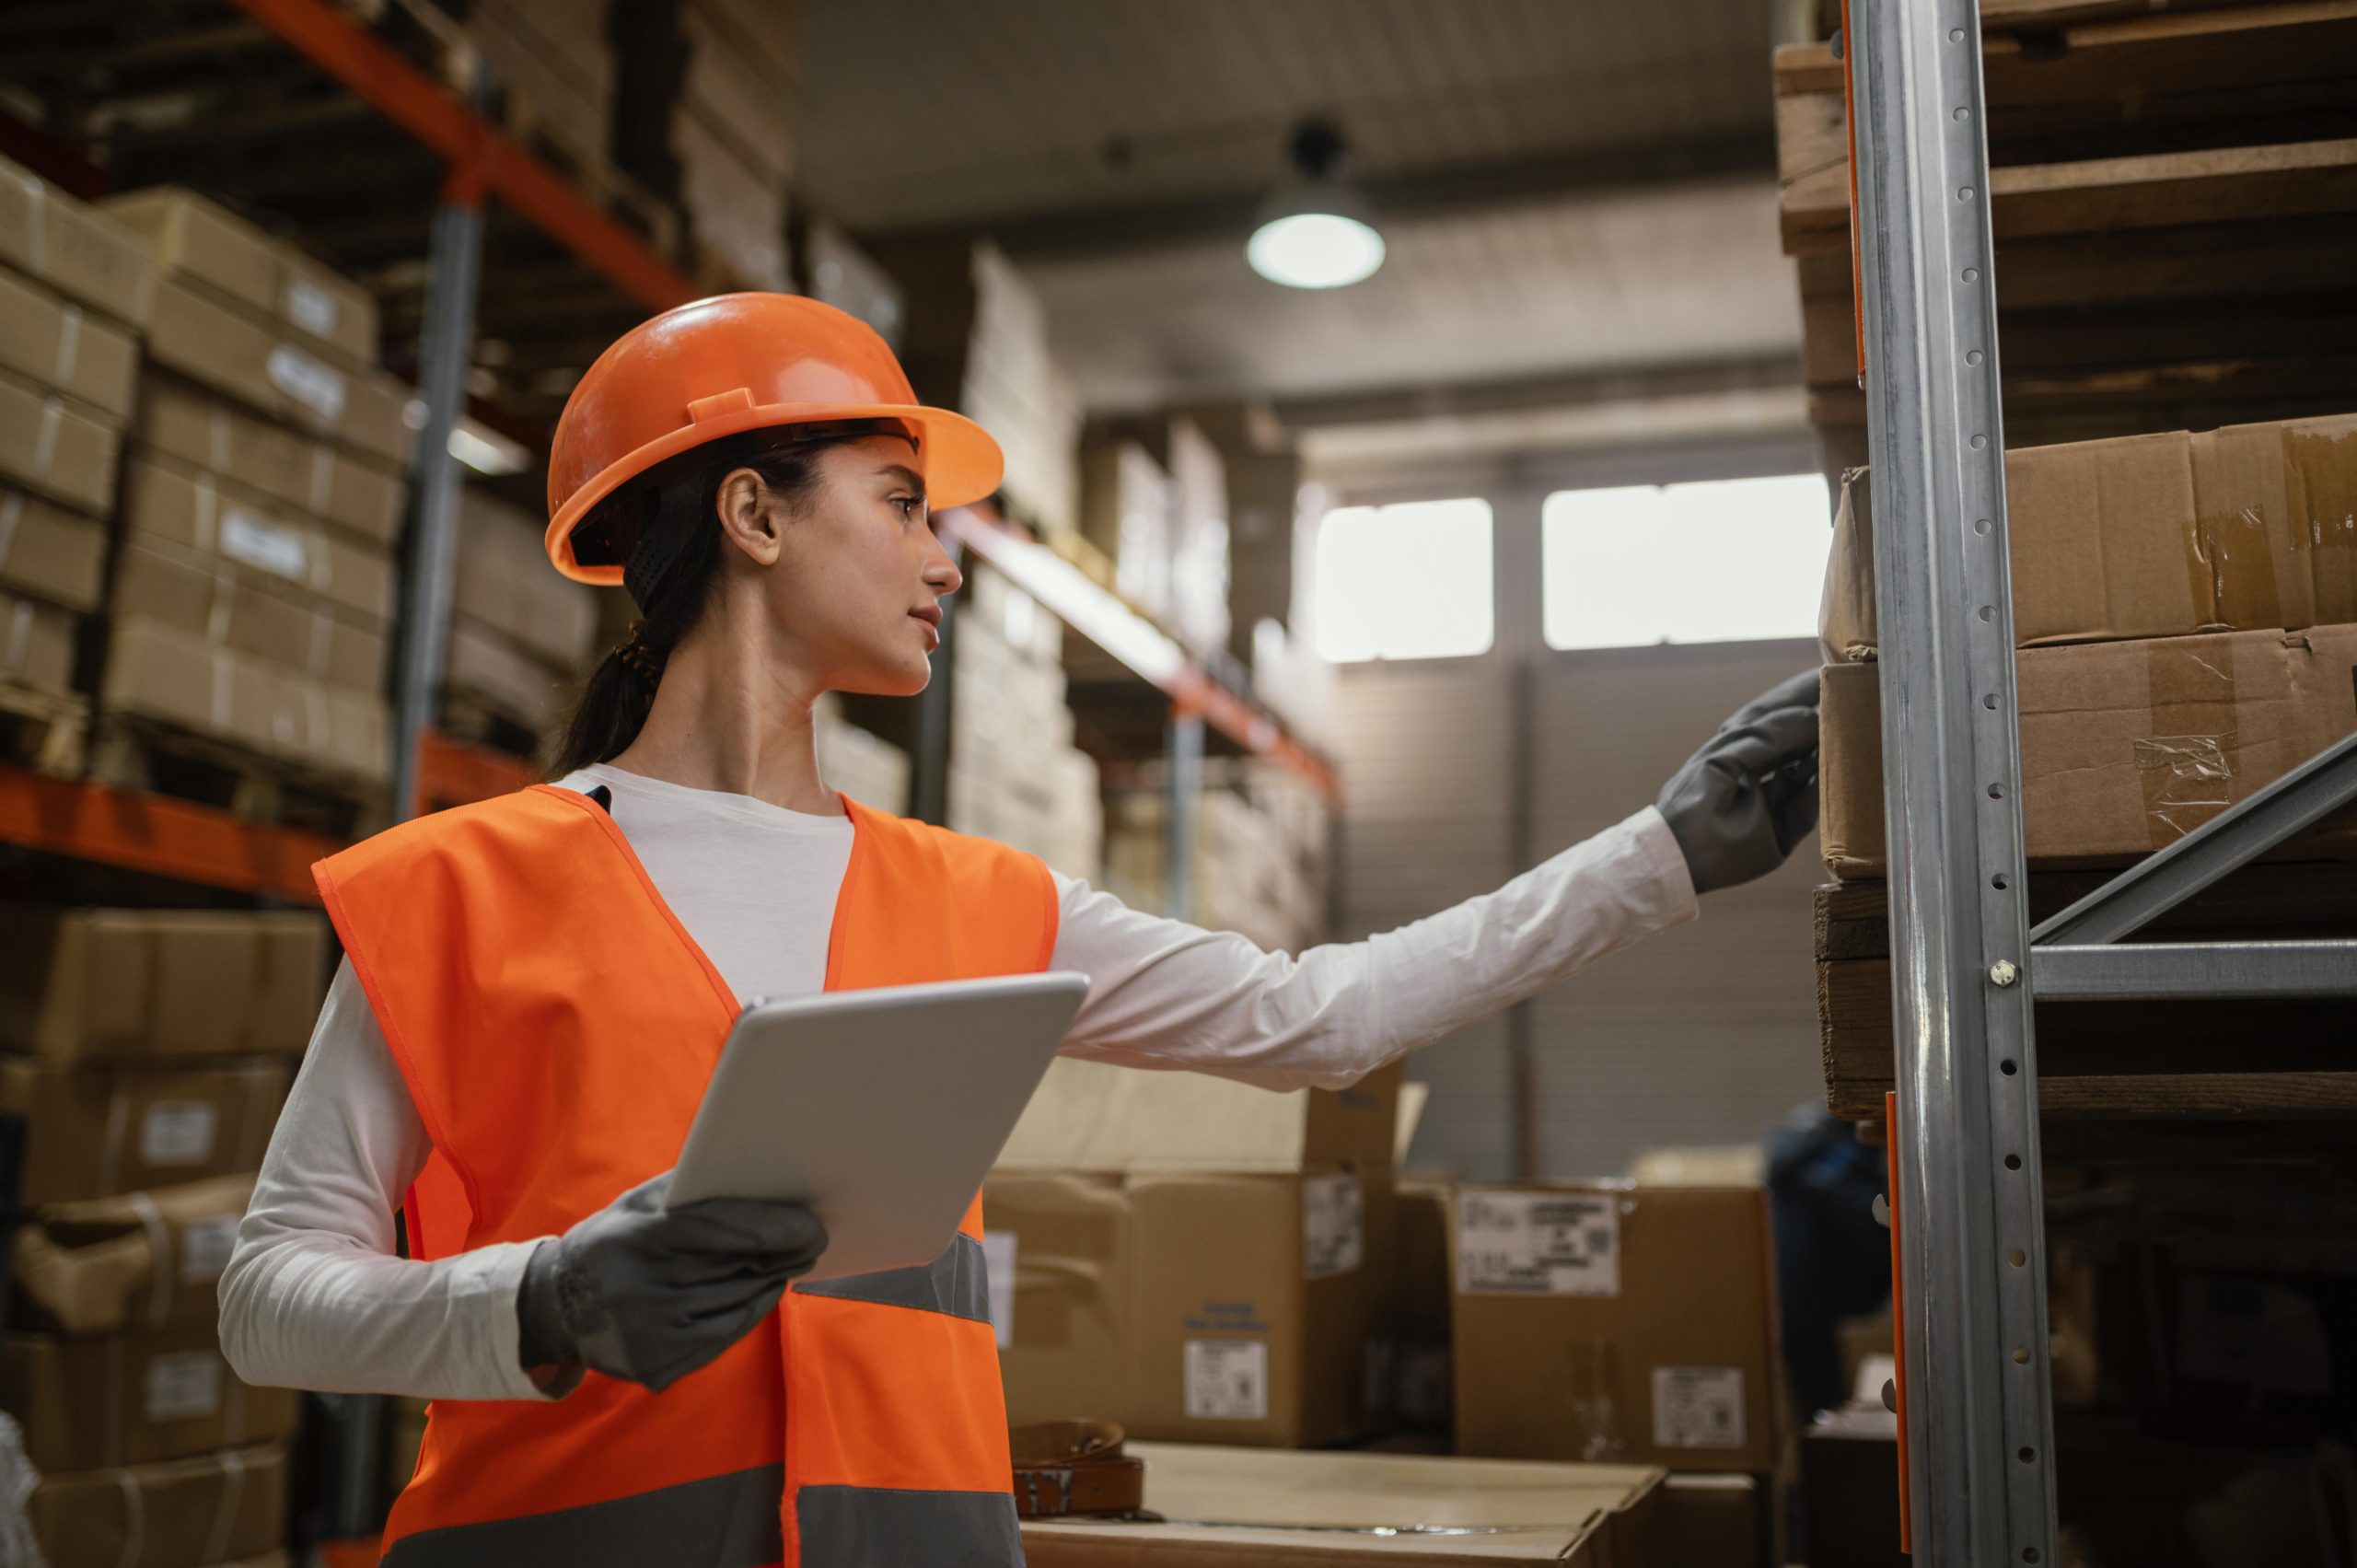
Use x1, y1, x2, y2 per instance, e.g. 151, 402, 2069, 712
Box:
1167, 707, 1204, 922
1847, 4, 2060, 1563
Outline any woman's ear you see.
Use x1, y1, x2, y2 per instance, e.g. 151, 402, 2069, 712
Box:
714, 467, 785, 567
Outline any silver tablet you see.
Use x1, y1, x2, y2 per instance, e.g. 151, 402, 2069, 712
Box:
666, 970, 1090, 1282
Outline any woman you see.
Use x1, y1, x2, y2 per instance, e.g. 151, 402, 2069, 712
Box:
223, 294, 1818, 1568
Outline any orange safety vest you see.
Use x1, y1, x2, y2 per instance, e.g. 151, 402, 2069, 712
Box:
314, 784, 1059, 1568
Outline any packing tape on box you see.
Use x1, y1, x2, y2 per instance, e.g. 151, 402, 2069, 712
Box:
12, 167, 44, 273
33, 397, 62, 476
206, 563, 236, 646
2136, 638, 2240, 847
192, 471, 220, 555
52, 302, 81, 389
307, 445, 332, 517
206, 1445, 251, 1565
109, 1465, 149, 1568
211, 653, 234, 736
308, 610, 331, 679
124, 1189, 176, 1332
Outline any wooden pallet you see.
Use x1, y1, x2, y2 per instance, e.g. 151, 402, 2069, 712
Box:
1775, 0, 2357, 441
87, 717, 390, 842
0, 681, 88, 779
1817, 869, 2357, 1121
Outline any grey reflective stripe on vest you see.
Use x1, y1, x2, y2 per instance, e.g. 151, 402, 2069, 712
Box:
797, 1485, 1023, 1568
794, 1231, 992, 1324
379, 1463, 783, 1568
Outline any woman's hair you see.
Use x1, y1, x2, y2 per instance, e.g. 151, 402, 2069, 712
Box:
549, 420, 907, 777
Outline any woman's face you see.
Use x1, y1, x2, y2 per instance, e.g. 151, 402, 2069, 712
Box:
756, 433, 962, 699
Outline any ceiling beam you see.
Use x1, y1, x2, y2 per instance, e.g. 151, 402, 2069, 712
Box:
1272, 353, 1804, 432
893, 133, 1773, 261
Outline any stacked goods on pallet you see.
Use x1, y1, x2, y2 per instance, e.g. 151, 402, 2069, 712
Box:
673, 0, 797, 289
1077, 418, 1234, 660
443, 486, 601, 757
1774, 2, 2357, 478
1813, 420, 2357, 1120
465, 0, 612, 183
800, 218, 905, 350
0, 157, 157, 774
0, 907, 327, 1567
813, 693, 911, 817
1102, 760, 1329, 952
986, 1059, 1404, 1447
883, 238, 1081, 542
99, 188, 413, 807
948, 564, 1101, 879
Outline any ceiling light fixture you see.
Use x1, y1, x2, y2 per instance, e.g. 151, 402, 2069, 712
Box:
1247, 119, 1385, 291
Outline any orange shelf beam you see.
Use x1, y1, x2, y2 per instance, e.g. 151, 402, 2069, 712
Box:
415, 728, 540, 814
0, 764, 337, 903
226, 0, 699, 314
941, 505, 1341, 803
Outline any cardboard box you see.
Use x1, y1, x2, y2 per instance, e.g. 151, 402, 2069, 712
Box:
1021, 1443, 1666, 1568
1800, 1407, 1906, 1568
1451, 1184, 1783, 1474
146, 280, 410, 467
1822, 418, 2357, 660
1389, 1179, 1454, 1430
29, 1442, 287, 1568
1661, 1472, 1768, 1568
0, 364, 120, 515
1819, 624, 2357, 877
0, 1056, 290, 1206
101, 616, 392, 786
0, 263, 139, 420
13, 1175, 253, 1336
134, 372, 405, 547
0, 907, 327, 1062
0, 586, 74, 691
450, 486, 599, 670
115, 534, 389, 695
998, 1057, 1401, 1177
446, 613, 560, 734
122, 450, 395, 626
986, 1167, 1397, 1447
0, 486, 108, 611
30, 1444, 284, 1568
0, 157, 157, 330
2, 1324, 299, 1471
105, 187, 377, 367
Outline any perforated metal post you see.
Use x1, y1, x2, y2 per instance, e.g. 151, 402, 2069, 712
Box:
1848, 5, 2059, 1563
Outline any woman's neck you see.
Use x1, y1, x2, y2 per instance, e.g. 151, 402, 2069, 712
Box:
604, 608, 841, 816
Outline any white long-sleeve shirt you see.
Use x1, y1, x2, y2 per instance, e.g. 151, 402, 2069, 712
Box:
222, 763, 1696, 1401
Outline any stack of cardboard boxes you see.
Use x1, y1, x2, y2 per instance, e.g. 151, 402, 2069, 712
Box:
0, 160, 155, 738
465, 0, 614, 185
443, 486, 602, 753
814, 692, 912, 817
1101, 761, 1329, 951
1817, 415, 2357, 876
985, 1059, 1403, 1448
99, 188, 412, 796
1079, 417, 1234, 661
0, 907, 327, 1568
948, 565, 1102, 880
672, 0, 797, 290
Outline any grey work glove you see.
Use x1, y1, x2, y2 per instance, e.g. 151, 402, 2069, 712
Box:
516, 1172, 827, 1394
1655, 669, 1821, 895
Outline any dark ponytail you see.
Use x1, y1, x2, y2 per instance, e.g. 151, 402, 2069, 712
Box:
550, 420, 910, 777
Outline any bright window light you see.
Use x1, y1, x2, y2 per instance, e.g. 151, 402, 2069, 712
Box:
1542, 474, 1832, 651
1315, 498, 1493, 662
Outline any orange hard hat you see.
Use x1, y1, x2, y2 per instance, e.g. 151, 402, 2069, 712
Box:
543, 292, 1003, 585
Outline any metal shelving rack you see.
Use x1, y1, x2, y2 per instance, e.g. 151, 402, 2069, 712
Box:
1847, 6, 2357, 1563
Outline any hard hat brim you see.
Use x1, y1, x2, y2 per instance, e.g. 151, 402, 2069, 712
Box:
542, 401, 1005, 586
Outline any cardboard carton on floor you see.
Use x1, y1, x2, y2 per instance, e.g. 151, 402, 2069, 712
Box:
0, 157, 157, 330
145, 280, 410, 467
1662, 1472, 1770, 1568
13, 1174, 254, 1335
3, 1322, 299, 1472
1821, 416, 2357, 659
1451, 1183, 1783, 1474
1819, 623, 2357, 878
0, 586, 74, 691
0, 488, 109, 612
101, 616, 392, 786
0, 907, 327, 1062
998, 1056, 1401, 1177
0, 1056, 290, 1206
985, 1166, 1398, 1447
0, 263, 139, 420
1020, 1443, 1666, 1567
134, 372, 406, 548
115, 534, 390, 695
0, 364, 119, 515
29, 1441, 286, 1568
105, 187, 377, 367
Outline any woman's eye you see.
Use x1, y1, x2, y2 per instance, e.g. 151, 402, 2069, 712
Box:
892, 495, 923, 518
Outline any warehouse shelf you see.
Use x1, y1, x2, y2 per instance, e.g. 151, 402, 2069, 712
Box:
0, 761, 336, 904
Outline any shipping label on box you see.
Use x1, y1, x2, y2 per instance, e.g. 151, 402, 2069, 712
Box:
134, 371, 406, 547
1301, 1172, 1364, 1280
0, 1057, 291, 1207
1458, 1191, 1621, 1296
147, 280, 409, 466
1650, 1365, 1748, 1451
1183, 1339, 1270, 1422
14, 1176, 256, 1336
3, 1323, 300, 1472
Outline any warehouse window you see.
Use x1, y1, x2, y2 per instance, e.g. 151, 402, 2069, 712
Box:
1541, 474, 1832, 650
1315, 499, 1495, 662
